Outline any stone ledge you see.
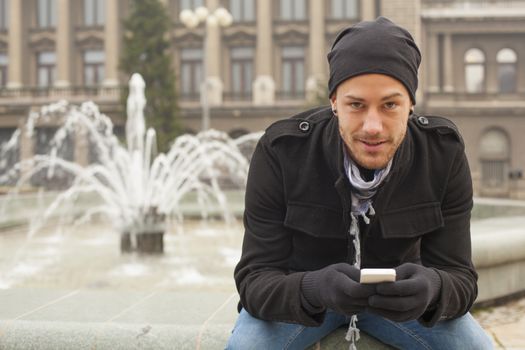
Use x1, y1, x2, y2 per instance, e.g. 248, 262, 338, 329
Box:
0, 320, 392, 350
473, 227, 525, 268
471, 216, 525, 303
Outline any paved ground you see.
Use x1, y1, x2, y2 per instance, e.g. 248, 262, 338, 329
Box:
474, 296, 525, 350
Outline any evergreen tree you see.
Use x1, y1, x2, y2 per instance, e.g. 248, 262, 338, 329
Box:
120, 0, 181, 152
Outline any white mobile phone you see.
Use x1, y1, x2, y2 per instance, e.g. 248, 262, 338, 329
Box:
359, 268, 396, 284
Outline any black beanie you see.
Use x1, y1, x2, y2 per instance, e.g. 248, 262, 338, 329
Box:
327, 17, 421, 104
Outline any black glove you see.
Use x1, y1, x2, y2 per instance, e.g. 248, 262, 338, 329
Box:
367, 263, 442, 323
301, 263, 376, 316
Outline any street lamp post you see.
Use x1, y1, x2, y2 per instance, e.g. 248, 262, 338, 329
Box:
180, 6, 233, 131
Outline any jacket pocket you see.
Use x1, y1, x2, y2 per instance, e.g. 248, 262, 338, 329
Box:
284, 201, 344, 238
380, 202, 444, 238
284, 202, 346, 270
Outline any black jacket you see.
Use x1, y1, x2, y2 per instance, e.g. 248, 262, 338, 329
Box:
234, 106, 477, 327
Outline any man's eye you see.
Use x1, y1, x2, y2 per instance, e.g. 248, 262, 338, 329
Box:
350, 102, 364, 109
384, 102, 397, 109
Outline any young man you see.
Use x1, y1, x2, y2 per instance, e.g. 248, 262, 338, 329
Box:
227, 17, 493, 349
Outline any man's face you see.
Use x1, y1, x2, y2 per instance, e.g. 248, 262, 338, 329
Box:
330, 74, 413, 170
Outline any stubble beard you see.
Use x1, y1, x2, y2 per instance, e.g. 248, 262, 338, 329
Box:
341, 128, 406, 170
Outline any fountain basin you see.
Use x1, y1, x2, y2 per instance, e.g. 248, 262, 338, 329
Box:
472, 216, 525, 305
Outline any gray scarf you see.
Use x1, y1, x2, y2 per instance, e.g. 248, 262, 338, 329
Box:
343, 149, 393, 349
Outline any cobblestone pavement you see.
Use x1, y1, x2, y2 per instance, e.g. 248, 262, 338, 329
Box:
473, 296, 525, 350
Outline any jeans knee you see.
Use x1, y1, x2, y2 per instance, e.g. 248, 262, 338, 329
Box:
225, 331, 248, 350
225, 330, 275, 350
455, 314, 495, 350
467, 329, 494, 350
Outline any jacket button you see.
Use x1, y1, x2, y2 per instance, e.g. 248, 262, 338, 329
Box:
417, 116, 429, 126
299, 121, 310, 132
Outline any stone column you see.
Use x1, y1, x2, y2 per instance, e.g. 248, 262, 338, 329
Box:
380, 0, 421, 46
306, 0, 325, 103
205, 0, 223, 106
18, 116, 34, 180
7, 0, 23, 88
443, 33, 454, 92
253, 0, 274, 105
56, 0, 72, 87
426, 32, 440, 93
103, 0, 120, 87
378, 0, 422, 101
486, 55, 498, 94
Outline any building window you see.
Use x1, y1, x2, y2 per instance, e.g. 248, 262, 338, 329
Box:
281, 46, 305, 97
180, 48, 203, 99
84, 0, 104, 26
0, 0, 8, 31
0, 52, 7, 87
464, 48, 485, 93
497, 48, 517, 94
479, 128, 510, 193
230, 0, 255, 22
37, 0, 56, 28
180, 0, 204, 10
83, 50, 105, 86
230, 47, 253, 99
37, 51, 56, 87
330, 0, 358, 20
280, 0, 306, 21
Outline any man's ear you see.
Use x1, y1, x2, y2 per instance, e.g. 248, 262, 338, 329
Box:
330, 95, 337, 113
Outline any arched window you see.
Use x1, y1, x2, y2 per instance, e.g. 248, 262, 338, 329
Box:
479, 128, 510, 194
464, 48, 485, 93
497, 48, 517, 93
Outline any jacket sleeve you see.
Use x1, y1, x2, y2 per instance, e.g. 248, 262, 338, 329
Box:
233, 135, 322, 326
419, 147, 478, 326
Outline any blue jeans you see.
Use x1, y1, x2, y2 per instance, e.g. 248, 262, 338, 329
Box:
226, 309, 493, 350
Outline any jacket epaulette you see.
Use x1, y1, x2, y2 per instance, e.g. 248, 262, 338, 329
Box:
265, 106, 331, 144
411, 114, 464, 145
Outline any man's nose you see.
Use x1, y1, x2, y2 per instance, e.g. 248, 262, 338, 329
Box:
362, 110, 383, 135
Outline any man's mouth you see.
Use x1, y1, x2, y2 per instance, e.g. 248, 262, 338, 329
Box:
361, 140, 386, 146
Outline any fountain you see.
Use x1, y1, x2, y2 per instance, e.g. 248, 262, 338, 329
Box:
0, 73, 260, 254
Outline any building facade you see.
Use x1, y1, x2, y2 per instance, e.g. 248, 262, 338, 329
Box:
0, 0, 523, 198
